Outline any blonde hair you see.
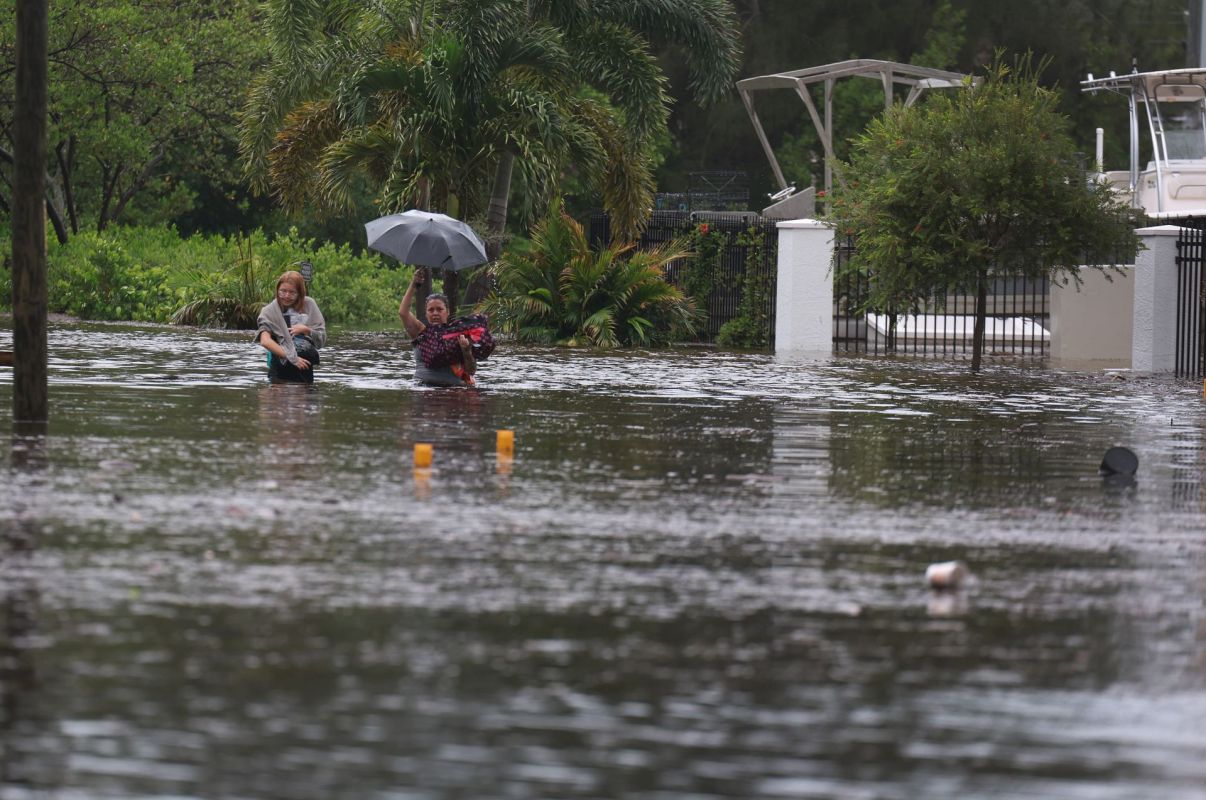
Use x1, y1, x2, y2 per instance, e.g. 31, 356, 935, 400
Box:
275, 271, 308, 310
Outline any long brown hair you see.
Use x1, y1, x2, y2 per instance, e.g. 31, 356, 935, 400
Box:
275, 270, 307, 310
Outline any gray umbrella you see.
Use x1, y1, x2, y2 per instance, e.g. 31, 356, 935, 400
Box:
364, 210, 488, 270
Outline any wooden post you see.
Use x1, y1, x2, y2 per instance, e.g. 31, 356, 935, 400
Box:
12, 0, 49, 430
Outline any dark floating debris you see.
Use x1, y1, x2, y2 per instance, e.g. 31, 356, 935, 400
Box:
1099, 446, 1138, 477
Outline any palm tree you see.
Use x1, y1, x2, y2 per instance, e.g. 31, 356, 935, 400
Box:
240, 3, 555, 218
239, 0, 741, 241
481, 0, 742, 242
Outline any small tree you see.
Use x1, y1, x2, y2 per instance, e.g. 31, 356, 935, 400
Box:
830, 56, 1139, 371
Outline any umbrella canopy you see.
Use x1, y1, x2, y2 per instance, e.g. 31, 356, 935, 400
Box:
364, 210, 488, 271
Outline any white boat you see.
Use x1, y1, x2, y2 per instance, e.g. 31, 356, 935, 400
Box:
1082, 68, 1206, 219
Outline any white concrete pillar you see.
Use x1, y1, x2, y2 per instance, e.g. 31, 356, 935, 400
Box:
1049, 265, 1134, 368
1131, 225, 1183, 373
774, 219, 834, 354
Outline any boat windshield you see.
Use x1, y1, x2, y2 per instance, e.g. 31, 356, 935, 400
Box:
1153, 83, 1206, 160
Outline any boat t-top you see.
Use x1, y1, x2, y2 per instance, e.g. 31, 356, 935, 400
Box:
1082, 68, 1206, 219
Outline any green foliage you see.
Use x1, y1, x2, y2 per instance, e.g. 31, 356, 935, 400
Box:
33, 226, 414, 328
716, 229, 773, 349
682, 224, 724, 309
0, 0, 261, 242
481, 203, 698, 346
660, 0, 1187, 204
0, 227, 11, 308
47, 235, 182, 322
829, 55, 1140, 367
170, 234, 273, 328
239, 0, 740, 242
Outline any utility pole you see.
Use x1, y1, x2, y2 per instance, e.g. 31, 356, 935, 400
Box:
1191, 0, 1206, 67
11, 0, 49, 431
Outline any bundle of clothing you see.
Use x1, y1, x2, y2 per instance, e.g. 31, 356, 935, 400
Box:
414, 314, 495, 368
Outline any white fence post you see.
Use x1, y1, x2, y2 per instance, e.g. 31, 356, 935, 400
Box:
1131, 225, 1183, 374
774, 219, 834, 354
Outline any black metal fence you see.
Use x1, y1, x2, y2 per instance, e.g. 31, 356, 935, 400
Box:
1174, 221, 1206, 378
589, 210, 779, 342
833, 237, 1051, 358
591, 213, 1069, 358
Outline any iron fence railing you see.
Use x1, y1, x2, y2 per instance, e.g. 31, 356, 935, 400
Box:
833, 237, 1051, 358
590, 211, 778, 342
1174, 221, 1206, 378
591, 215, 1116, 361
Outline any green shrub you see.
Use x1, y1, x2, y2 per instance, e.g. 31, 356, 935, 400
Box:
14, 224, 415, 328
170, 233, 274, 328
48, 234, 183, 322
682, 223, 723, 311
482, 202, 698, 346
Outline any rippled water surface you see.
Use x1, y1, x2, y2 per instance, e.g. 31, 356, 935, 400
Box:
1, 321, 1204, 799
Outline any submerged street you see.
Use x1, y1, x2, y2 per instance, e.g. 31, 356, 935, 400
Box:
1, 322, 1204, 799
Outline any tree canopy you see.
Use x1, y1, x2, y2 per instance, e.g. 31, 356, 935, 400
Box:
828, 56, 1139, 371
239, 0, 741, 241
0, 0, 259, 243
0, 0, 1194, 245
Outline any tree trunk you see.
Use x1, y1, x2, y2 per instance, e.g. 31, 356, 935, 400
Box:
971, 270, 988, 373
443, 269, 459, 316
485, 152, 513, 253
12, 0, 49, 430
461, 153, 514, 306
55, 135, 79, 234
44, 193, 68, 245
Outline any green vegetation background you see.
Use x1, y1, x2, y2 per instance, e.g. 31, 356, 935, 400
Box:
0, 0, 1190, 328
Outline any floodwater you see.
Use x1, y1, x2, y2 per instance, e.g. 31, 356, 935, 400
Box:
0, 321, 1204, 800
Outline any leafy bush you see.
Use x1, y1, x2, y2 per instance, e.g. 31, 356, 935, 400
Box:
47, 234, 183, 321
170, 233, 274, 328
4, 225, 416, 328
682, 223, 723, 310
481, 203, 698, 346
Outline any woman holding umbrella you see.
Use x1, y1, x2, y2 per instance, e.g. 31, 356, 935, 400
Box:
368, 210, 491, 386
399, 267, 478, 386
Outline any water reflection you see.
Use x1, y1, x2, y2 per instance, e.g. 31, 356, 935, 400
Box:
1, 440, 47, 793
0, 321, 1203, 799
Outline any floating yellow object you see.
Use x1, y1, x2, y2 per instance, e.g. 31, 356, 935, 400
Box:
496, 429, 515, 455
414, 443, 433, 468
496, 452, 513, 475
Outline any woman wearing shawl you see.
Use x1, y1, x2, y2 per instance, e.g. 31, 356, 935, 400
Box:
256, 270, 327, 383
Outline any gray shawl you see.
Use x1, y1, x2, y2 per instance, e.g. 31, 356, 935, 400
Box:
255, 296, 327, 365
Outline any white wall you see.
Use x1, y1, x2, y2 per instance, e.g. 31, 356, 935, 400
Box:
1049, 266, 1135, 368
774, 219, 834, 354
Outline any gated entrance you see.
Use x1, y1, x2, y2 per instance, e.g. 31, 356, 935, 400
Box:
1174, 222, 1206, 378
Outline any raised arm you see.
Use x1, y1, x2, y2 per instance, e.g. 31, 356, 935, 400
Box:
398, 268, 427, 339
